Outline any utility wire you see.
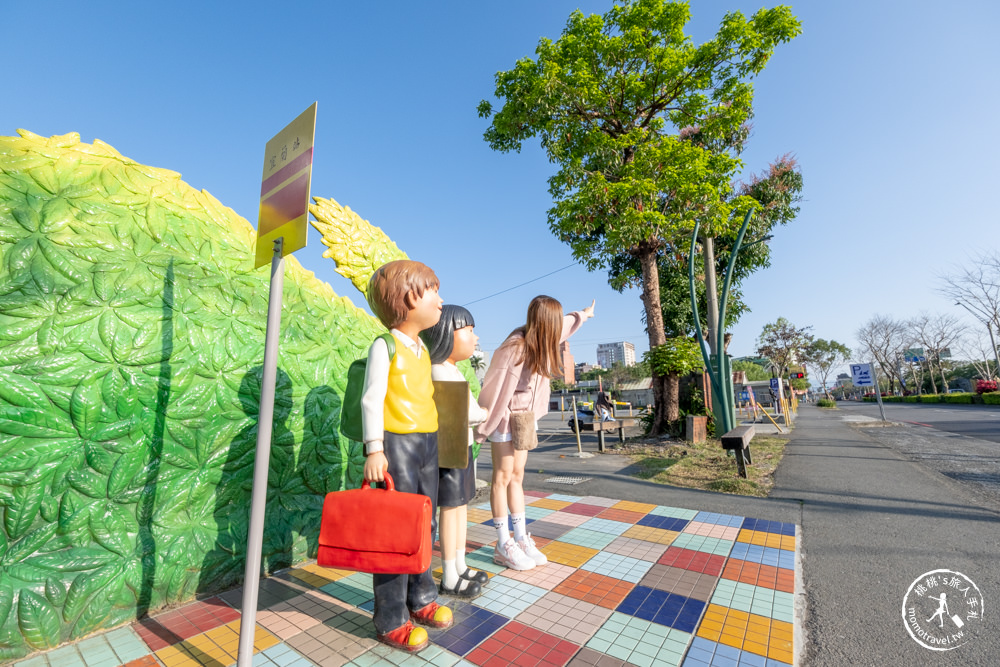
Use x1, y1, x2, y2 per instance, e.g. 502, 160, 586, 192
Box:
462, 263, 579, 306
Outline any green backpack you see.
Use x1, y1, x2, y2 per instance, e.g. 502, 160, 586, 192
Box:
340, 332, 396, 442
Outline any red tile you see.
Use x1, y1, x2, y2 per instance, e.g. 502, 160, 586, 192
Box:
524, 490, 550, 498
561, 503, 605, 517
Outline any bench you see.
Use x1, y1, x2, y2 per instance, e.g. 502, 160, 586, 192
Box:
579, 417, 638, 452
720, 425, 755, 478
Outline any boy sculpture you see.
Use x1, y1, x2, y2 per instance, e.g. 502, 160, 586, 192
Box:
362, 260, 452, 652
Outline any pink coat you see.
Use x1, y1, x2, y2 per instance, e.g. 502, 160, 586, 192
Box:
474, 312, 585, 443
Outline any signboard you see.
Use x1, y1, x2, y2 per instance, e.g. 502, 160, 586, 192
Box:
255, 102, 318, 268
903, 347, 925, 363
769, 378, 779, 391
851, 363, 875, 387
740, 391, 750, 402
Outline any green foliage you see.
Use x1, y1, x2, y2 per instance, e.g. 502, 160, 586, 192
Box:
983, 392, 1000, 405
904, 395, 919, 403
943, 393, 973, 404
756, 317, 813, 379
801, 338, 851, 395
0, 131, 391, 657
815, 398, 836, 408
644, 338, 703, 376
731, 359, 770, 381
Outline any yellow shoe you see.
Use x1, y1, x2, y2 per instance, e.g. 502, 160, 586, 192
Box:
377, 621, 428, 652
410, 601, 453, 629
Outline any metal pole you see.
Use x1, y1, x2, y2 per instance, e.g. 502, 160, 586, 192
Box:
988, 322, 1000, 380
871, 360, 886, 423
237, 238, 284, 667
572, 396, 583, 453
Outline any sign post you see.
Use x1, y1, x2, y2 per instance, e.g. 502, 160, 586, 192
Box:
851, 363, 885, 422
238, 103, 317, 667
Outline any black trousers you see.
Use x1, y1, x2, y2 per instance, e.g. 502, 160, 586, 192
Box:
372, 430, 439, 634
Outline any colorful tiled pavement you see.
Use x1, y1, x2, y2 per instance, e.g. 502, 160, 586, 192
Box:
14, 491, 799, 667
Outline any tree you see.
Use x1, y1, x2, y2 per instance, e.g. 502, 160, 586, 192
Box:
478, 0, 801, 435
907, 313, 963, 394
801, 339, 851, 398
732, 359, 770, 381
939, 253, 1000, 379
855, 314, 907, 393
644, 337, 703, 422
755, 317, 813, 379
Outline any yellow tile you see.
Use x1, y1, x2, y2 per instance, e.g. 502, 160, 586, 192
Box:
780, 535, 796, 551
718, 632, 744, 649
696, 626, 721, 642
467, 508, 493, 523
768, 645, 793, 663
622, 525, 678, 545
771, 619, 794, 636
530, 498, 573, 510
699, 619, 723, 632
745, 630, 769, 645
540, 542, 598, 568
612, 500, 657, 514
742, 639, 769, 658
727, 608, 750, 624
737, 529, 754, 543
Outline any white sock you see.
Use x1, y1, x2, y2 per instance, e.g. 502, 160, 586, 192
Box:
493, 516, 510, 546
456, 549, 468, 575
511, 512, 527, 543
442, 559, 459, 589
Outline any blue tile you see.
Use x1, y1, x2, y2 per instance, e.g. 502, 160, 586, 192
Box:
426, 601, 508, 656
637, 514, 689, 532
737, 650, 767, 666
616, 586, 705, 633
714, 643, 741, 660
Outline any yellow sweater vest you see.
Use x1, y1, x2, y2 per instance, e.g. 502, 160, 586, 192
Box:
384, 336, 438, 434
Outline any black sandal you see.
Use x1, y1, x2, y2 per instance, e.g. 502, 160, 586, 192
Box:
439, 577, 482, 598
459, 568, 489, 585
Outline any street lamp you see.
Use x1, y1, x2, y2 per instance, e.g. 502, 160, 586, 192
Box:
955, 301, 1000, 380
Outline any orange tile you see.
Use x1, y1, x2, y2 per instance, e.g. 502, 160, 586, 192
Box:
530, 498, 573, 510
622, 525, 679, 545
597, 508, 646, 524
612, 500, 657, 514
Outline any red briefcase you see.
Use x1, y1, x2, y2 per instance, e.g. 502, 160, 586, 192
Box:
317, 472, 432, 575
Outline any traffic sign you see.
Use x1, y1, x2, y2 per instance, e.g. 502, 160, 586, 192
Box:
255, 102, 318, 268
769, 378, 779, 390
851, 363, 875, 387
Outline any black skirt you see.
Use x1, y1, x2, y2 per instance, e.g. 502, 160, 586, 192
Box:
438, 446, 476, 507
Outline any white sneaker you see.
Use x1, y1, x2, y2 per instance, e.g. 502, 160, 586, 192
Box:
517, 534, 548, 567
493, 539, 536, 571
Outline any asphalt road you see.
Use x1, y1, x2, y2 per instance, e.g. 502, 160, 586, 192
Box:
772, 406, 1000, 666
831, 400, 1000, 443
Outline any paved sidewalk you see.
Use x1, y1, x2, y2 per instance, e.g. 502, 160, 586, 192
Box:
12, 480, 801, 667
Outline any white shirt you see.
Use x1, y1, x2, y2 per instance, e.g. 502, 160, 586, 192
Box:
361, 329, 427, 455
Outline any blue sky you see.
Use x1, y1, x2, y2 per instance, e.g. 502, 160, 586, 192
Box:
5, 1, 999, 369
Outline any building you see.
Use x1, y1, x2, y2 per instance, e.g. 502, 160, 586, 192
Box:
597, 341, 636, 368
560, 341, 575, 385
575, 362, 600, 376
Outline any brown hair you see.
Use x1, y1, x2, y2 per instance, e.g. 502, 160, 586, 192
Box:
367, 260, 440, 328
510, 295, 563, 378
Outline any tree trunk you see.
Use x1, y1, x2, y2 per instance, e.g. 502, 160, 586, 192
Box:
637, 245, 669, 436
665, 372, 680, 422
